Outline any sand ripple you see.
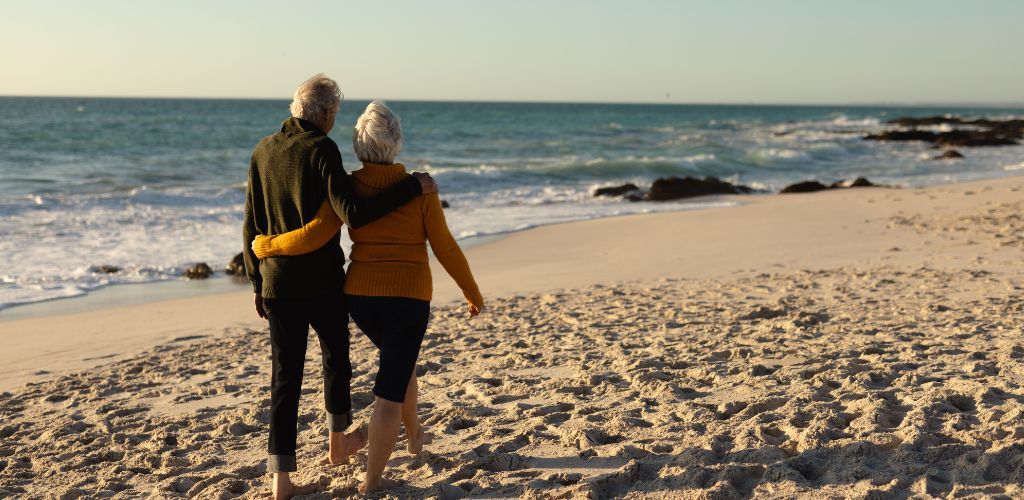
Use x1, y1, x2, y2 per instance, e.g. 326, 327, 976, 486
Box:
1, 265, 1023, 498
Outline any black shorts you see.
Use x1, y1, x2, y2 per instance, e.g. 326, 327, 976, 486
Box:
346, 294, 430, 403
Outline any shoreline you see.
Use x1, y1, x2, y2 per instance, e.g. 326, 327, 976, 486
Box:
0, 174, 1019, 393
0, 202, 729, 322
3, 165, 1021, 322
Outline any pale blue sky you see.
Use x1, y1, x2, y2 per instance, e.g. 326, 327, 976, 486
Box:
2, 0, 1022, 104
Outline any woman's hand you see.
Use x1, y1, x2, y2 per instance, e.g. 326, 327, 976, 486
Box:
468, 303, 482, 318
412, 172, 438, 194
251, 235, 272, 260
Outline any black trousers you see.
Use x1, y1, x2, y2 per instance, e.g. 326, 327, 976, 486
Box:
262, 292, 350, 473
346, 294, 430, 403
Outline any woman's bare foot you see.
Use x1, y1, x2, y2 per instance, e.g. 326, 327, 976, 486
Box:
406, 427, 432, 455
357, 477, 400, 495
272, 472, 318, 500
328, 423, 368, 465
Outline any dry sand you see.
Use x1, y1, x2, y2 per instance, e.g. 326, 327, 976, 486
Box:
1, 176, 1022, 498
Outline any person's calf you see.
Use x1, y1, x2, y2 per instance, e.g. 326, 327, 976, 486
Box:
401, 374, 428, 454
363, 398, 404, 494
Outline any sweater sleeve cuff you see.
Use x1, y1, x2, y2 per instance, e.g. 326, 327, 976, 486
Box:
252, 235, 275, 259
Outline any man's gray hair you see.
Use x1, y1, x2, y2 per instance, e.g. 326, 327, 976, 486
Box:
353, 100, 403, 164
289, 73, 342, 128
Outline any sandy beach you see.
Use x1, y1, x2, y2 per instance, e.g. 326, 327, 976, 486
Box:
1, 175, 1022, 498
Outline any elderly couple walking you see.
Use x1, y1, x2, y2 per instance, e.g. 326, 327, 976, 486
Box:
242, 74, 483, 498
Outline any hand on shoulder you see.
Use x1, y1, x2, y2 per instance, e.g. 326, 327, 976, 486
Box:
411, 172, 437, 194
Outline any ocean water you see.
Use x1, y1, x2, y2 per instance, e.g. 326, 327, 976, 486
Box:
1, 97, 1022, 309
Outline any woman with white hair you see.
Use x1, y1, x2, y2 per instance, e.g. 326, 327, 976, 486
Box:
252, 100, 484, 493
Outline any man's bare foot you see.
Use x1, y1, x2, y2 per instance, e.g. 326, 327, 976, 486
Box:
272, 473, 318, 500
406, 427, 432, 455
328, 423, 368, 465
357, 477, 400, 495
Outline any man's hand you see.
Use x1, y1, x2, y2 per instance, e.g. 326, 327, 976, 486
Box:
411, 172, 437, 194
255, 293, 266, 319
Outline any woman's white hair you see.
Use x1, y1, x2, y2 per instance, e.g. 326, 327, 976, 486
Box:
353, 100, 403, 164
289, 73, 341, 129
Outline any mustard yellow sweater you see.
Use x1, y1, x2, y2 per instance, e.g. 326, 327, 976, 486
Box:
252, 163, 483, 309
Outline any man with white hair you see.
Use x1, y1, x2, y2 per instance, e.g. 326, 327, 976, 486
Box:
242, 74, 436, 499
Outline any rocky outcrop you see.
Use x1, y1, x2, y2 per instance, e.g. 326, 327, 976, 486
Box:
91, 265, 121, 274
646, 176, 753, 201
441, 199, 451, 209
934, 149, 964, 160
933, 131, 1017, 147
781, 181, 829, 193
594, 183, 641, 197
866, 116, 1023, 147
185, 263, 213, 280
598, 176, 878, 199
863, 130, 937, 142
830, 177, 875, 188
224, 253, 245, 275
887, 116, 1024, 132
593, 177, 752, 201
886, 116, 966, 127
782, 177, 877, 194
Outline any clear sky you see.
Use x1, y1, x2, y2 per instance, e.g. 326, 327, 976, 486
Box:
2, 0, 1022, 104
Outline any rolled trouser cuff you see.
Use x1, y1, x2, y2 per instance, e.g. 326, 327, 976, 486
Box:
327, 411, 352, 432
268, 454, 296, 473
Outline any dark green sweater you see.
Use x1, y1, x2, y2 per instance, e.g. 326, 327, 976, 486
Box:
242, 117, 422, 299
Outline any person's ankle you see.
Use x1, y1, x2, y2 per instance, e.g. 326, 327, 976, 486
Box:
406, 422, 421, 437
272, 472, 292, 495
361, 475, 383, 493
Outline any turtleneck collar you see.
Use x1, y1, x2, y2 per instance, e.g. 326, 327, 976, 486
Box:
280, 116, 325, 136
353, 162, 408, 188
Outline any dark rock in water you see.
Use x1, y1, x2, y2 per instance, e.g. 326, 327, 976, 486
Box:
225, 253, 245, 275
788, 177, 876, 193
829, 177, 875, 189
867, 116, 1023, 147
981, 119, 1024, 139
849, 177, 875, 187
440, 199, 450, 208
594, 183, 641, 197
933, 130, 1017, 147
888, 116, 1024, 136
865, 129, 1018, 147
185, 263, 213, 280
646, 176, 752, 201
91, 265, 121, 274
886, 116, 966, 127
863, 130, 937, 142
781, 181, 829, 193
934, 149, 964, 160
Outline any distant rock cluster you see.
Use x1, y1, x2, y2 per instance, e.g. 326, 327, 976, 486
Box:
595, 176, 877, 201
779, 177, 876, 194
595, 114, 1019, 201
595, 176, 756, 202
90, 255, 247, 282
864, 115, 1024, 159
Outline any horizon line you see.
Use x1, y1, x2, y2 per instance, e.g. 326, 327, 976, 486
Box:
1, 93, 1023, 109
